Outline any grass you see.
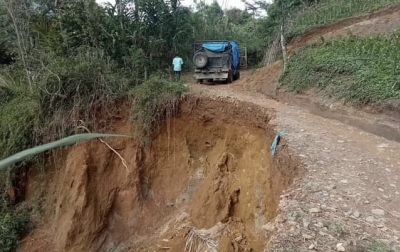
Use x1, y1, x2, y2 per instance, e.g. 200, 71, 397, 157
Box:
280, 32, 400, 105
368, 241, 400, 252
0, 94, 39, 160
131, 75, 189, 144
331, 222, 348, 238
0, 49, 133, 160
288, 0, 400, 38
0, 197, 31, 252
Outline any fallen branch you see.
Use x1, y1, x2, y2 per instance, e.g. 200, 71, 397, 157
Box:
77, 125, 129, 172
185, 222, 226, 252
156, 244, 171, 250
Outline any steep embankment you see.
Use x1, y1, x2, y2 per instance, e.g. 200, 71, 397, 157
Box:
18, 97, 300, 252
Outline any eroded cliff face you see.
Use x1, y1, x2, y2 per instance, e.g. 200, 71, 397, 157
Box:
19, 97, 300, 252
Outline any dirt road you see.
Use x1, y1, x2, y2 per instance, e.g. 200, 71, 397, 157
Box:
191, 81, 400, 251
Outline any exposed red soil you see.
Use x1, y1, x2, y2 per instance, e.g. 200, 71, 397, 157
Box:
235, 62, 283, 98
18, 97, 300, 252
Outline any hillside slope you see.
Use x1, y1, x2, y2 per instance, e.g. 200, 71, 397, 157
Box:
288, 3, 400, 54
239, 3, 400, 115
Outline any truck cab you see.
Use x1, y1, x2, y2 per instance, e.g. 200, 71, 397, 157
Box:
193, 40, 246, 84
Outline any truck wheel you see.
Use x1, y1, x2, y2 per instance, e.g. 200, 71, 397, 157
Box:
233, 71, 240, 81
227, 71, 233, 84
193, 52, 208, 68
197, 79, 203, 84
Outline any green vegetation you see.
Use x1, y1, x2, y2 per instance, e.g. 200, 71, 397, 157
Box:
331, 222, 348, 237
281, 32, 400, 105
0, 95, 39, 161
262, 0, 400, 42
0, 197, 30, 252
289, 0, 400, 37
368, 241, 400, 252
131, 76, 189, 144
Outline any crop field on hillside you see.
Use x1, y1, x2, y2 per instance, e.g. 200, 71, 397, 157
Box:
281, 32, 400, 104
289, 0, 400, 37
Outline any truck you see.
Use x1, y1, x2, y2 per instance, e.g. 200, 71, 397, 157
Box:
193, 40, 247, 84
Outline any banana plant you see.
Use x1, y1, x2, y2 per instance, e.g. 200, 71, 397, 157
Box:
0, 133, 132, 170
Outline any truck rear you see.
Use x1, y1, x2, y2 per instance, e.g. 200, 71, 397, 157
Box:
193, 41, 245, 84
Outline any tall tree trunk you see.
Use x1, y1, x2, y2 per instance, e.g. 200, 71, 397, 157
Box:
3, 0, 32, 90
116, 0, 122, 15
280, 0, 287, 72
133, 0, 139, 21
171, 0, 178, 12
280, 25, 287, 72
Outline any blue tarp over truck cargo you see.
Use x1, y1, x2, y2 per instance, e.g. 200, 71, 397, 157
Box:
202, 41, 240, 70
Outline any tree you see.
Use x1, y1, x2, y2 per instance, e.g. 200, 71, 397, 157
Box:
0, 2, 14, 65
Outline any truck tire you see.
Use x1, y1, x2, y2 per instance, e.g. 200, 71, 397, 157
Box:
227, 71, 233, 84
193, 52, 208, 68
236, 71, 240, 80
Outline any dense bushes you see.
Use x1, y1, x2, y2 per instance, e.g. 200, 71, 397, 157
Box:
0, 197, 30, 252
0, 48, 134, 160
0, 96, 39, 160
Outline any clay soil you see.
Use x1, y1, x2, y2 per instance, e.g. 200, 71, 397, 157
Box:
18, 97, 300, 252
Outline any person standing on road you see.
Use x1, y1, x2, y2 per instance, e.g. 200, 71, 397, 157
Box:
172, 54, 183, 81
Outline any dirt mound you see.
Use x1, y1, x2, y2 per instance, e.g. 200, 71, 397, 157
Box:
235, 62, 283, 97
18, 97, 300, 252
